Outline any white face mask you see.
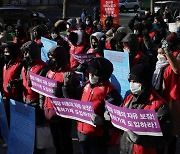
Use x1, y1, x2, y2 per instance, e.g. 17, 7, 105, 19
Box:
51, 33, 57, 39
130, 82, 142, 95
123, 47, 130, 53
86, 21, 91, 25
89, 75, 99, 84
134, 30, 139, 35
164, 19, 168, 23
157, 54, 166, 63
66, 24, 70, 29
145, 11, 149, 15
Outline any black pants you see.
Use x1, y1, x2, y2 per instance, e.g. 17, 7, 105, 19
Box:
49, 119, 73, 154
3, 98, 10, 128
78, 131, 108, 154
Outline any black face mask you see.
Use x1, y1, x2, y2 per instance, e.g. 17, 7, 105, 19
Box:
48, 58, 57, 70
105, 21, 112, 28
92, 42, 98, 49
4, 55, 12, 64
22, 56, 33, 67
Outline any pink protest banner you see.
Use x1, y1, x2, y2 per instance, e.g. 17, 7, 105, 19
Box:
71, 53, 96, 64
29, 72, 57, 98
106, 102, 162, 136
51, 98, 95, 126
100, 0, 119, 27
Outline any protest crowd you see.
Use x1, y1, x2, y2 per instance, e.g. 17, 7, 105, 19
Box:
0, 3, 180, 154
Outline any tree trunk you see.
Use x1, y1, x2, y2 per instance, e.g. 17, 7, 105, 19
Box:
150, 0, 154, 14
62, 0, 67, 19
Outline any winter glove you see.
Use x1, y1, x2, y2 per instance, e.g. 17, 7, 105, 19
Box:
161, 39, 172, 54
104, 110, 111, 121
91, 113, 105, 126
6, 83, 12, 92
52, 87, 61, 98
76, 63, 87, 72
6, 79, 19, 92
28, 80, 32, 87
126, 130, 139, 143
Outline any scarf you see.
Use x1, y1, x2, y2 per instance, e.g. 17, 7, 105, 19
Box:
152, 60, 169, 90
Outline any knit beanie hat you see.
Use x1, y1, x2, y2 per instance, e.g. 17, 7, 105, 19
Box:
88, 57, 113, 81
48, 45, 68, 65
129, 63, 152, 87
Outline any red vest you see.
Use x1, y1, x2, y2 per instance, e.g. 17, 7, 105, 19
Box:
85, 26, 93, 35
132, 51, 146, 67
162, 51, 180, 102
44, 66, 72, 108
123, 90, 165, 154
149, 30, 157, 40
35, 39, 42, 45
70, 42, 86, 68
22, 59, 46, 101
77, 80, 115, 136
13, 37, 29, 47
138, 36, 143, 43
3, 58, 22, 99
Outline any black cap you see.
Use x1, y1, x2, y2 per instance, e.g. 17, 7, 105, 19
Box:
129, 63, 152, 87
21, 41, 41, 59
48, 45, 68, 65
88, 57, 113, 81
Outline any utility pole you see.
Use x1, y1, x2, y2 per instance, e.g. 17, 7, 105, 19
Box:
62, 0, 67, 19
150, 0, 154, 14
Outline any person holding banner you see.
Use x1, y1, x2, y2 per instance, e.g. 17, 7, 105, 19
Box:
68, 30, 89, 69
43, 45, 79, 154
120, 63, 172, 154
74, 57, 121, 154
20, 41, 48, 154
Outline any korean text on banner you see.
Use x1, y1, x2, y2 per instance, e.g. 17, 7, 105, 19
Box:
7, 100, 35, 154
71, 52, 96, 64
51, 98, 95, 126
41, 37, 57, 63
106, 102, 162, 136
29, 72, 57, 98
100, 0, 119, 27
104, 50, 130, 99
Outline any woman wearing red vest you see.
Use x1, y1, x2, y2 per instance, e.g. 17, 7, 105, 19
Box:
13, 25, 29, 47
21, 41, 48, 154
2, 43, 23, 126
120, 63, 172, 154
121, 33, 148, 68
74, 57, 121, 154
43, 45, 79, 154
68, 30, 89, 69
152, 33, 180, 154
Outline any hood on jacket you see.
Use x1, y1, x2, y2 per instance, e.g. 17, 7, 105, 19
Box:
90, 32, 105, 48
21, 41, 41, 59
88, 57, 113, 82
